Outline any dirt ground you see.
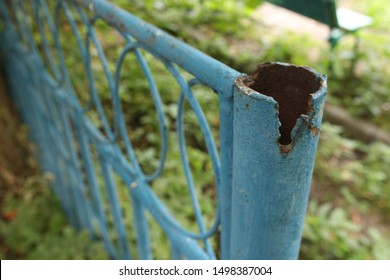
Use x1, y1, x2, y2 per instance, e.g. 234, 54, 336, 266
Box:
0, 72, 37, 204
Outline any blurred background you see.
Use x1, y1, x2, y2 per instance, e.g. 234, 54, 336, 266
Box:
0, 0, 389, 259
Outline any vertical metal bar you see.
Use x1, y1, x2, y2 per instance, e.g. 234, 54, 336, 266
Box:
49, 91, 79, 227
109, 155, 210, 260
130, 181, 210, 260
170, 244, 183, 260
219, 93, 234, 260
129, 192, 152, 260
98, 151, 131, 259
71, 117, 118, 258
230, 62, 327, 259
59, 108, 90, 230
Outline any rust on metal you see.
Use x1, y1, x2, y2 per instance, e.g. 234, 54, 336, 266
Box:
244, 62, 322, 145
310, 126, 320, 136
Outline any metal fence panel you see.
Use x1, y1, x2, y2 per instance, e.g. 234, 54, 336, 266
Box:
0, 0, 326, 259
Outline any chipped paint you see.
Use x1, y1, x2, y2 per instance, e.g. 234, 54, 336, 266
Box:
231, 62, 327, 259
235, 62, 326, 154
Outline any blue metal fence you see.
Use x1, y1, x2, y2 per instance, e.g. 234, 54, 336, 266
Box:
0, 0, 327, 259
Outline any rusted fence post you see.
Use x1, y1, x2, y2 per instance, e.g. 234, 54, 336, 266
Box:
230, 62, 327, 259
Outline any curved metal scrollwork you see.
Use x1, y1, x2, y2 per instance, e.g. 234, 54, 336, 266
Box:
0, 0, 240, 259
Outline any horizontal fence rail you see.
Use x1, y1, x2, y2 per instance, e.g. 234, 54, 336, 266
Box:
0, 0, 327, 259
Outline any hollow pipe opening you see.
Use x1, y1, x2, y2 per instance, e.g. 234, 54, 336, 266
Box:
244, 62, 323, 145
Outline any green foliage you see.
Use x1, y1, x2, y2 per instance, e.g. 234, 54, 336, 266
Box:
308, 123, 390, 259
348, 142, 390, 216
301, 201, 390, 260
115, 0, 260, 36
0, 177, 108, 259
315, 123, 390, 217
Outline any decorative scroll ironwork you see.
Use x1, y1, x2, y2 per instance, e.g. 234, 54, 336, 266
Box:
0, 0, 240, 259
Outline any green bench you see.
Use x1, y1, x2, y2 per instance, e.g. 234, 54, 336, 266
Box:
264, 0, 373, 67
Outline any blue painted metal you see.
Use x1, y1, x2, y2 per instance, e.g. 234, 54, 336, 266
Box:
219, 93, 235, 260
0, 0, 327, 259
230, 63, 327, 259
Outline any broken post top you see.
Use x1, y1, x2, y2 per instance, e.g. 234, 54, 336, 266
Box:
242, 62, 326, 145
